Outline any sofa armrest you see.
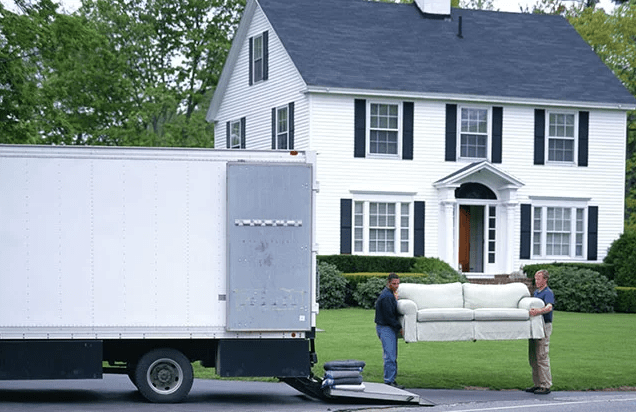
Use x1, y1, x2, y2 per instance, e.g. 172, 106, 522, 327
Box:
397, 299, 417, 343
518, 297, 545, 310
518, 297, 546, 339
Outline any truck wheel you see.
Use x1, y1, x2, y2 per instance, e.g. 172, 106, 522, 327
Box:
135, 348, 193, 403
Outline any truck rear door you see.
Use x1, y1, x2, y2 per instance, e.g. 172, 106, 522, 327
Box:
226, 162, 312, 332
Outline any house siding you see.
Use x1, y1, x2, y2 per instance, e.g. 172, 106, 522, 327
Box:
308, 95, 626, 269
210, 1, 629, 275
213, 5, 308, 150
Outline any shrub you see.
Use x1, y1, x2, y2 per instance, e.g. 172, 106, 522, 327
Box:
615, 287, 636, 313
548, 266, 616, 313
523, 262, 614, 282
604, 231, 636, 287
318, 261, 348, 309
410, 257, 458, 276
353, 277, 387, 309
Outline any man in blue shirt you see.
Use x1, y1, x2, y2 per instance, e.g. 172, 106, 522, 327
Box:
374, 273, 404, 389
526, 269, 555, 395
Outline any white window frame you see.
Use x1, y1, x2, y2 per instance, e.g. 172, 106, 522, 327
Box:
229, 119, 242, 149
366, 101, 402, 159
275, 105, 289, 150
252, 33, 264, 84
530, 198, 588, 259
352, 193, 413, 256
458, 106, 490, 161
546, 110, 578, 165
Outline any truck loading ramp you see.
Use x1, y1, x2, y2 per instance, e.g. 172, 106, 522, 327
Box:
282, 376, 435, 406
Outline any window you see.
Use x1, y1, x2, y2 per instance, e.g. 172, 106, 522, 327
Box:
488, 206, 496, 264
275, 105, 289, 149
252, 34, 264, 83
460, 107, 488, 159
532, 205, 586, 258
368, 102, 400, 156
229, 119, 242, 149
547, 112, 576, 162
354, 201, 411, 255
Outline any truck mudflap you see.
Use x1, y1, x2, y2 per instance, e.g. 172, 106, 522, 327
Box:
281, 376, 434, 406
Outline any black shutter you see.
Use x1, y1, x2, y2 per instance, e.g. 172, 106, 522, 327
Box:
587, 206, 598, 261
579, 111, 589, 167
240, 117, 246, 149
402, 101, 414, 160
340, 199, 352, 254
354, 99, 366, 158
262, 31, 269, 81
445, 104, 457, 161
271, 108, 276, 149
288, 102, 294, 150
248, 36, 253, 86
414, 201, 425, 257
226, 121, 231, 149
520, 204, 531, 259
492, 106, 503, 164
534, 109, 545, 165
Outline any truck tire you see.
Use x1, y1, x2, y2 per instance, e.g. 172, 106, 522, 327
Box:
135, 348, 193, 403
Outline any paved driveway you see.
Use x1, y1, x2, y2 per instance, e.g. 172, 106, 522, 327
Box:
1, 375, 636, 412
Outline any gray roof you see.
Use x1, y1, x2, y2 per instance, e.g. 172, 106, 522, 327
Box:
259, 0, 635, 106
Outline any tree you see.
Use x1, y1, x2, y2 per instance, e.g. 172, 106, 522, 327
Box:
459, 0, 495, 10
567, 2, 636, 231
1, 0, 127, 144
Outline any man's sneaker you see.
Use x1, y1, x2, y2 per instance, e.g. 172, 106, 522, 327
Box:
387, 381, 405, 389
534, 387, 551, 395
524, 386, 539, 393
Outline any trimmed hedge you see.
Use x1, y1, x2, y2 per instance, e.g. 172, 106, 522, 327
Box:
523, 262, 614, 281
615, 287, 636, 313
317, 255, 415, 273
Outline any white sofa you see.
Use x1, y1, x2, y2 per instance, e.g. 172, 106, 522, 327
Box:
397, 282, 546, 343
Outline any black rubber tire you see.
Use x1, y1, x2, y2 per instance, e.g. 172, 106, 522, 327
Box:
134, 348, 193, 403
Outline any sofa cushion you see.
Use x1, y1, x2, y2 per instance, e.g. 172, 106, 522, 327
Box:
473, 308, 530, 321
417, 308, 474, 322
398, 282, 464, 309
463, 283, 530, 309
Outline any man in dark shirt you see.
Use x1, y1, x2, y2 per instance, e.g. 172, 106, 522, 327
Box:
374, 273, 404, 389
526, 269, 555, 395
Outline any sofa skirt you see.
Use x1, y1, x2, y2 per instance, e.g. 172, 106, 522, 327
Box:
416, 321, 473, 342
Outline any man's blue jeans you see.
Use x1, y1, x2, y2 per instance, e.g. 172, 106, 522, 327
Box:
376, 325, 398, 384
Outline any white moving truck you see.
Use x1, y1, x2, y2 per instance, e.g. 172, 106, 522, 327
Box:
0, 145, 319, 402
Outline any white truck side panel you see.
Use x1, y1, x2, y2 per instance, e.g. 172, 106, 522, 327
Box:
0, 146, 316, 339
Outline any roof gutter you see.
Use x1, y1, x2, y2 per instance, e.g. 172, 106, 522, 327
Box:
303, 85, 636, 111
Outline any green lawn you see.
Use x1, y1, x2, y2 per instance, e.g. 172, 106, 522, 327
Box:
312, 308, 636, 391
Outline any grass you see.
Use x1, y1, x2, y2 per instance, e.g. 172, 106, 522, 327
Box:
311, 308, 636, 391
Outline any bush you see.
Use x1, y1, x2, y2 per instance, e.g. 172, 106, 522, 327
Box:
548, 266, 616, 313
523, 262, 614, 282
317, 255, 416, 273
353, 277, 387, 309
410, 257, 458, 276
615, 287, 636, 313
604, 231, 636, 287
318, 262, 348, 309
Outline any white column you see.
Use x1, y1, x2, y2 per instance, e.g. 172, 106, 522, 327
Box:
505, 202, 517, 274
442, 200, 456, 269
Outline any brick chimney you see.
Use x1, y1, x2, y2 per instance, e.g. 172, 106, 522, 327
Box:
414, 0, 450, 16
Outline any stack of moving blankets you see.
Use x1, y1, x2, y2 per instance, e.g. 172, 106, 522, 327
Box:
321, 360, 366, 391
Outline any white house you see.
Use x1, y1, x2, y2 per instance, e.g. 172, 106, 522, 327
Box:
207, 0, 636, 277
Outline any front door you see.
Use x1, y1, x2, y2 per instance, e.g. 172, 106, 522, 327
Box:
458, 205, 485, 273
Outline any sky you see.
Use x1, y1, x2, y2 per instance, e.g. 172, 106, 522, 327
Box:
0, 0, 621, 14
